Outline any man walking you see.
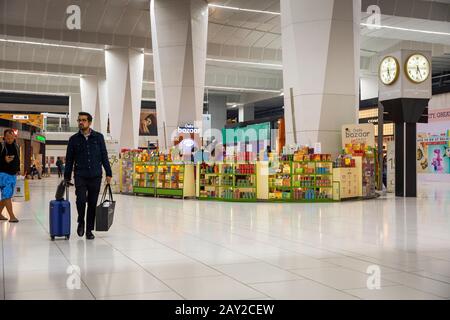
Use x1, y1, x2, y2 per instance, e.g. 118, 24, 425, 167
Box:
0, 129, 20, 223
56, 157, 63, 178
64, 112, 112, 240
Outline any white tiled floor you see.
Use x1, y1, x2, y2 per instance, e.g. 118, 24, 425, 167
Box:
0, 178, 449, 300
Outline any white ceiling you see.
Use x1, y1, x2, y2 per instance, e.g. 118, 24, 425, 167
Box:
1, 0, 450, 99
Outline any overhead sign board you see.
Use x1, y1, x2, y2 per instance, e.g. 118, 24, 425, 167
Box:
13, 115, 29, 120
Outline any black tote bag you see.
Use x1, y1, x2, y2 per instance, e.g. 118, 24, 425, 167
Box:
95, 184, 115, 231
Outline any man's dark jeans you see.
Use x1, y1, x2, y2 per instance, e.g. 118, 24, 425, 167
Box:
75, 176, 102, 232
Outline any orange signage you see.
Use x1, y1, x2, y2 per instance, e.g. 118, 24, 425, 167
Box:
0, 114, 44, 129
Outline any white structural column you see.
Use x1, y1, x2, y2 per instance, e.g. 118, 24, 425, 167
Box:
150, 0, 208, 149
281, 0, 361, 154
208, 95, 227, 131
238, 105, 254, 123
105, 48, 144, 148
80, 76, 100, 132
98, 78, 109, 135
69, 93, 82, 127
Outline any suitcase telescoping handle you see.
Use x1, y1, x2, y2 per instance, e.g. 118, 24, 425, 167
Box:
64, 180, 74, 201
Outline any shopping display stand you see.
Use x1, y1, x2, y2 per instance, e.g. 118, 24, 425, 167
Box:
197, 162, 258, 202
291, 160, 334, 202
122, 150, 377, 204
197, 160, 334, 203
332, 157, 362, 200
266, 161, 292, 201
120, 149, 143, 194
156, 162, 195, 198
196, 162, 226, 201
133, 161, 157, 196
332, 143, 377, 200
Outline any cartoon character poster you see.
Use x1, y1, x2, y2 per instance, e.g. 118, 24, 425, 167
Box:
428, 144, 450, 173
417, 127, 450, 174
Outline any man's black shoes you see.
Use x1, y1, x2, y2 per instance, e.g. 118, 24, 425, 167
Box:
86, 231, 95, 240
77, 222, 85, 237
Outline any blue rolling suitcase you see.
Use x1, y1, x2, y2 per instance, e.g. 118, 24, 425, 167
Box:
49, 181, 71, 240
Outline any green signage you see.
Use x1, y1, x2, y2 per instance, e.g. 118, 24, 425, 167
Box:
222, 122, 270, 145
35, 135, 46, 143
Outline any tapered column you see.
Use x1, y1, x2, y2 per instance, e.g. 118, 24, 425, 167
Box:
150, 0, 208, 149
105, 48, 144, 148
208, 95, 227, 132
281, 0, 360, 155
238, 105, 254, 123
80, 75, 105, 133
69, 93, 82, 127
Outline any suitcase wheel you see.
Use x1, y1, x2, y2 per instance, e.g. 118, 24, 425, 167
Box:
51, 236, 55, 241
65, 235, 70, 240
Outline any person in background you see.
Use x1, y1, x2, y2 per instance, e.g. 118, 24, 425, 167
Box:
65, 112, 112, 240
56, 157, 63, 178
30, 162, 38, 179
0, 129, 20, 223
48, 160, 51, 177
35, 158, 42, 179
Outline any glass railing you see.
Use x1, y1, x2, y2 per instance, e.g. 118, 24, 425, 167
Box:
44, 125, 79, 132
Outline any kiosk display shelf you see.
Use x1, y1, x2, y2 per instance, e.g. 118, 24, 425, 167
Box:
130, 160, 195, 198
268, 161, 292, 200
120, 149, 143, 194
121, 157, 134, 194
291, 161, 334, 202
197, 162, 258, 201
333, 157, 362, 199
197, 160, 334, 202
156, 162, 185, 197
133, 162, 157, 195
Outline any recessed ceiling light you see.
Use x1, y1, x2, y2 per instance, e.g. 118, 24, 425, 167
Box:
207, 58, 282, 68
0, 69, 80, 78
206, 85, 282, 93
0, 89, 68, 96
360, 23, 450, 36
209, 5, 450, 37
0, 38, 104, 51
144, 81, 281, 93
208, 4, 280, 15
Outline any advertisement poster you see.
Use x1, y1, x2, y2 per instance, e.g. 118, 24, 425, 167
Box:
105, 139, 120, 193
417, 107, 450, 175
417, 130, 450, 174
341, 123, 375, 148
139, 110, 157, 136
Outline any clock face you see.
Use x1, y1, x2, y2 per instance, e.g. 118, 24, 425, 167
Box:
379, 56, 399, 85
405, 54, 430, 83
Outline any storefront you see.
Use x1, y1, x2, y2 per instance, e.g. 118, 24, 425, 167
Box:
0, 118, 45, 176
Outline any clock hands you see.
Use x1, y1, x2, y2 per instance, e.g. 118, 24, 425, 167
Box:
416, 65, 422, 80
